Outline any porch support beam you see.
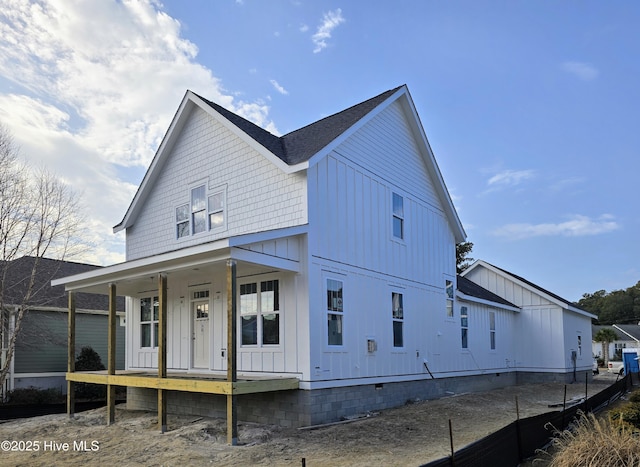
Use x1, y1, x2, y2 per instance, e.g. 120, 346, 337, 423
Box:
66, 292, 76, 418
226, 259, 238, 445
107, 283, 117, 425
158, 273, 168, 433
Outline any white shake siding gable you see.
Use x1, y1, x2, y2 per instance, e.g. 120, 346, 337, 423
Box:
126, 106, 307, 260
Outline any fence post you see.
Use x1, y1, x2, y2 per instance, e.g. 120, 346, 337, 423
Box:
449, 419, 455, 466
515, 395, 523, 462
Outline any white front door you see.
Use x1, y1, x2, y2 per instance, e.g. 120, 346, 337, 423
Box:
192, 298, 210, 369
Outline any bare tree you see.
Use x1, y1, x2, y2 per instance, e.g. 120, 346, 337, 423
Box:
0, 124, 86, 392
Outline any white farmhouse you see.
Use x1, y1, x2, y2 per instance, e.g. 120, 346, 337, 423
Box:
53, 85, 595, 440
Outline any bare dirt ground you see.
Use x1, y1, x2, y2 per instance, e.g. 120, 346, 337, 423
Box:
0, 373, 623, 467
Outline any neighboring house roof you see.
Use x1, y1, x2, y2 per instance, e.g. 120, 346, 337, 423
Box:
1, 256, 124, 311
113, 85, 465, 243
613, 324, 640, 343
462, 260, 596, 319
592, 325, 630, 341
456, 275, 520, 311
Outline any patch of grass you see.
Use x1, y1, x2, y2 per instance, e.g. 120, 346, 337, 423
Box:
546, 411, 640, 467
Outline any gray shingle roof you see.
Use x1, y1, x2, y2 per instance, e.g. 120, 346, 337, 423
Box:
195, 86, 403, 165
1, 256, 124, 311
457, 275, 519, 309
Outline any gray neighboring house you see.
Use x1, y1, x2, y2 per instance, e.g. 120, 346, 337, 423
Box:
592, 324, 640, 361
1, 256, 125, 397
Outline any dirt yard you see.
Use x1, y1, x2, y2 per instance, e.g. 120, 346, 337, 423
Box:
0, 374, 623, 467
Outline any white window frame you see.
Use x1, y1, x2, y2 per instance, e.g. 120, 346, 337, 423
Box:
445, 279, 454, 318
326, 277, 344, 347
140, 296, 159, 349
460, 305, 469, 349
489, 312, 496, 350
208, 185, 227, 232
392, 291, 404, 348
176, 203, 190, 238
392, 192, 404, 240
239, 278, 280, 347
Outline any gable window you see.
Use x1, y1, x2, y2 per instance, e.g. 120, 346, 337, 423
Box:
392, 193, 404, 239
461, 306, 468, 349
489, 312, 496, 350
392, 292, 404, 348
208, 190, 225, 230
446, 280, 454, 317
176, 204, 190, 238
176, 184, 227, 239
191, 185, 206, 234
140, 296, 159, 348
327, 279, 343, 346
240, 280, 279, 346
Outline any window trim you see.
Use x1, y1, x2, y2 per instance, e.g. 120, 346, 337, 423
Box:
175, 181, 227, 240
239, 278, 280, 347
139, 295, 159, 349
208, 186, 227, 232
460, 305, 469, 350
326, 276, 345, 347
489, 311, 496, 351
392, 192, 404, 240
392, 291, 404, 348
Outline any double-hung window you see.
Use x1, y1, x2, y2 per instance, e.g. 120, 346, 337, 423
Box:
446, 280, 454, 317
175, 184, 226, 238
460, 306, 468, 349
327, 279, 344, 346
392, 193, 404, 239
140, 296, 159, 348
392, 292, 404, 348
489, 312, 496, 350
240, 280, 279, 346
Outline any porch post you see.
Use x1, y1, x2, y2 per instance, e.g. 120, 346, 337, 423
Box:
107, 283, 117, 425
67, 292, 76, 418
158, 273, 168, 433
226, 259, 238, 445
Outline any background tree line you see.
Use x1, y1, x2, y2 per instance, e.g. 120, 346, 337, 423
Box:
577, 282, 640, 325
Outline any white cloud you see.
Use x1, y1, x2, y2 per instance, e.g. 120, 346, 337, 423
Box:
562, 61, 599, 81
492, 214, 619, 239
312, 9, 346, 53
300, 24, 309, 33
0, 0, 278, 265
487, 169, 536, 187
270, 80, 289, 95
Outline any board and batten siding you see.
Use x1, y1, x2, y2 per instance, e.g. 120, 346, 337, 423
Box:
126, 106, 307, 261
126, 236, 306, 376
15, 310, 125, 373
303, 101, 460, 383
307, 104, 456, 287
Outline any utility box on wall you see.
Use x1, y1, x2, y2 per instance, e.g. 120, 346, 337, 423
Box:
367, 338, 377, 353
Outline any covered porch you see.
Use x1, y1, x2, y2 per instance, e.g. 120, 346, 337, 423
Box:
53, 238, 302, 445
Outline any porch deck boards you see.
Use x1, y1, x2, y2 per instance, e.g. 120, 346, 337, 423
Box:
66, 370, 300, 395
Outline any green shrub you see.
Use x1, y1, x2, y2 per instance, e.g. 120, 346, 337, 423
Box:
2, 387, 64, 405
629, 390, 640, 404
609, 402, 640, 430
74, 346, 107, 400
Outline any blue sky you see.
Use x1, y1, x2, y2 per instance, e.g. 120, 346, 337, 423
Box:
0, 1, 638, 302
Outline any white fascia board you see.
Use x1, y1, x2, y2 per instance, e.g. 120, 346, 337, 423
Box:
189, 93, 307, 175
228, 224, 308, 247
21, 306, 125, 316
456, 291, 521, 313
52, 238, 230, 291
613, 325, 640, 343
399, 90, 466, 243
466, 260, 594, 318
114, 92, 195, 233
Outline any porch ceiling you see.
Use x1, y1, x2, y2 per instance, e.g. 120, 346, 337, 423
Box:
52, 240, 299, 296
